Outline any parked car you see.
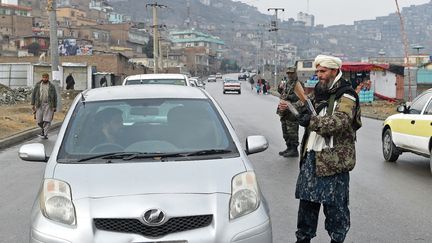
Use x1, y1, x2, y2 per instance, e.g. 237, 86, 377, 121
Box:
216, 73, 223, 79
223, 78, 241, 94
382, 88, 432, 173
207, 75, 216, 82
122, 73, 191, 86
18, 85, 272, 242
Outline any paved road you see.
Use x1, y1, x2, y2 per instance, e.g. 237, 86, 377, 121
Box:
1, 77, 431, 243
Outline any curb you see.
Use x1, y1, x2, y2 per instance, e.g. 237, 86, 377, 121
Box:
0, 122, 62, 151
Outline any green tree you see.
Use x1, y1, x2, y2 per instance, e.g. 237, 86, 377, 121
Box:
143, 35, 154, 58
220, 59, 239, 72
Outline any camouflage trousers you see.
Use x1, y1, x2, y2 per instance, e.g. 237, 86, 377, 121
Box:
296, 200, 350, 242
280, 116, 299, 148
295, 151, 350, 242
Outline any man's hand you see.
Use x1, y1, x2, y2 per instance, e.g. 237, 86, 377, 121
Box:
298, 109, 312, 127
278, 99, 288, 111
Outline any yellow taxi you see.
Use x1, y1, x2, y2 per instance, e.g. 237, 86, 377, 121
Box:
382, 88, 432, 173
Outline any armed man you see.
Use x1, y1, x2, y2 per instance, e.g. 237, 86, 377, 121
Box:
294, 55, 361, 243
277, 66, 300, 157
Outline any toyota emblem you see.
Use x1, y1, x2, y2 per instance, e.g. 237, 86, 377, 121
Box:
142, 209, 166, 226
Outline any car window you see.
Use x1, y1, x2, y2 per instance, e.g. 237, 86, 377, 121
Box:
58, 98, 237, 161
423, 99, 432, 115
409, 93, 432, 114
126, 79, 186, 85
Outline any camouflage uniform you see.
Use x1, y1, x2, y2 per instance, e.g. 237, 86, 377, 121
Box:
295, 78, 358, 243
277, 72, 300, 157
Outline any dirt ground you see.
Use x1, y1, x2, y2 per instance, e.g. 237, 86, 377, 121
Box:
0, 91, 79, 140
0, 90, 400, 140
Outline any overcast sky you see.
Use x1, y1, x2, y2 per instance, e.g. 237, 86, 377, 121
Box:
238, 0, 431, 26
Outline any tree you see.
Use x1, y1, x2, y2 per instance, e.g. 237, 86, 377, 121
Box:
220, 58, 240, 72
28, 42, 41, 56
143, 35, 154, 58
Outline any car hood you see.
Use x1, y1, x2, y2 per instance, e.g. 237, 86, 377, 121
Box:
53, 157, 246, 200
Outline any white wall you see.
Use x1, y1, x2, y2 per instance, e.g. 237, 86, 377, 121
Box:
1, 0, 18, 5
370, 70, 397, 98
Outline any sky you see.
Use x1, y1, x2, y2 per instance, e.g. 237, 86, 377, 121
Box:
238, 0, 431, 26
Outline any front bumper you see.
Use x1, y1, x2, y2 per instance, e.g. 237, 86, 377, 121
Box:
30, 194, 272, 243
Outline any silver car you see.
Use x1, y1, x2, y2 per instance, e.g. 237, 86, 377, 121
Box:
19, 85, 272, 243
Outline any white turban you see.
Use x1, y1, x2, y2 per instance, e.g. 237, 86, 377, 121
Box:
313, 55, 342, 69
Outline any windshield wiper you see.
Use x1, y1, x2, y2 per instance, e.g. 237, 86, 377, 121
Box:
185, 149, 233, 156
122, 152, 186, 160
77, 152, 137, 162
123, 150, 232, 160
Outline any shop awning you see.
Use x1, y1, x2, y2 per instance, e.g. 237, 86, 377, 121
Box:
341, 62, 374, 72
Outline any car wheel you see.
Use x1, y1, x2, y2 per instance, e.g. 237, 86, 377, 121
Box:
238, 90, 241, 94
223, 90, 226, 94
430, 148, 432, 174
382, 129, 399, 162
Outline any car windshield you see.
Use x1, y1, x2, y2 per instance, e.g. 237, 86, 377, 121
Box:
126, 79, 186, 85
58, 98, 238, 162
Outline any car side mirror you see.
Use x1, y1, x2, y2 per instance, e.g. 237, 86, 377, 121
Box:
245, 135, 268, 155
18, 143, 48, 162
396, 105, 406, 113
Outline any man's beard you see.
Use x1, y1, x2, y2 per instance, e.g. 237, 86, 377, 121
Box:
314, 81, 332, 102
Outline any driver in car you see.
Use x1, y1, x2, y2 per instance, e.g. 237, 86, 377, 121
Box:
89, 108, 124, 152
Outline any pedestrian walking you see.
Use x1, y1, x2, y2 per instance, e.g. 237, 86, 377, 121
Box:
249, 75, 255, 90
277, 66, 300, 157
262, 79, 268, 94
294, 55, 361, 243
65, 73, 75, 90
31, 73, 58, 139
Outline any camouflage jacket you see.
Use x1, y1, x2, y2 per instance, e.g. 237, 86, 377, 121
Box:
302, 79, 357, 177
277, 80, 300, 119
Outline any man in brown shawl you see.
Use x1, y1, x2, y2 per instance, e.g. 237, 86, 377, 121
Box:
31, 73, 58, 139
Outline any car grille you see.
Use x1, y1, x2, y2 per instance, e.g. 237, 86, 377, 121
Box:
94, 215, 213, 237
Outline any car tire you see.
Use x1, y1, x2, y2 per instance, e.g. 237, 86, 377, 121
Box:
223, 90, 226, 94
238, 90, 241, 94
382, 129, 399, 162
430, 148, 432, 174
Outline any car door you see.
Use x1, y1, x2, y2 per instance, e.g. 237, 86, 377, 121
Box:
409, 94, 432, 154
391, 92, 430, 149
404, 92, 432, 152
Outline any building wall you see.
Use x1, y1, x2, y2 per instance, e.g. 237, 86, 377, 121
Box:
370, 70, 397, 99
0, 15, 32, 36
0, 54, 148, 79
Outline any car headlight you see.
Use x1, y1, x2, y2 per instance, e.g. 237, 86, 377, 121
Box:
40, 179, 76, 225
229, 171, 260, 220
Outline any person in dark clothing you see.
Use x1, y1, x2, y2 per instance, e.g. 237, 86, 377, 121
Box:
100, 75, 107, 87
277, 66, 300, 157
262, 79, 268, 94
65, 73, 75, 90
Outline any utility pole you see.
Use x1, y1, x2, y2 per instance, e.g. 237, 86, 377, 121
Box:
394, 0, 411, 101
47, 0, 61, 109
268, 7, 284, 89
146, 3, 166, 73
257, 24, 266, 75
